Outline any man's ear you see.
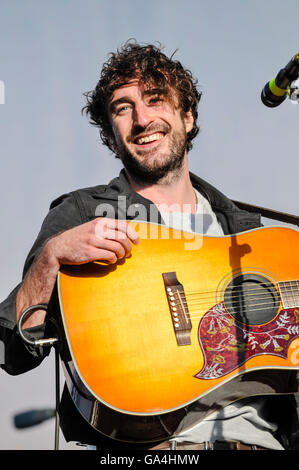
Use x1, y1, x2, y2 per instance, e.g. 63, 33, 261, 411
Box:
184, 109, 194, 134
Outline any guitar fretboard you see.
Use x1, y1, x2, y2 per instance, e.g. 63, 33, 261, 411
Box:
278, 280, 299, 309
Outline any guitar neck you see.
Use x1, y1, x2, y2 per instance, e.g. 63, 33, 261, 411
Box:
278, 279, 299, 309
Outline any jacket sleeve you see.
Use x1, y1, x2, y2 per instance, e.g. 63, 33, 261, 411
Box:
0, 192, 84, 375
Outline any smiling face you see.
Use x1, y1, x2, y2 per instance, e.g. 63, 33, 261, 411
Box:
108, 80, 194, 184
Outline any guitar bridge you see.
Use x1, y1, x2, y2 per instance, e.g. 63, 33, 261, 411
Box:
162, 272, 192, 346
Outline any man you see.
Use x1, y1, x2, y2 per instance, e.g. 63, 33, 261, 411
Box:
0, 41, 298, 451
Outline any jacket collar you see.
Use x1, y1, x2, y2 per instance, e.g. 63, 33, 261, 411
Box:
92, 169, 261, 234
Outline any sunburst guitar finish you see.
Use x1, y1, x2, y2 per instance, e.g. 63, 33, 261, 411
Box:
57, 223, 299, 442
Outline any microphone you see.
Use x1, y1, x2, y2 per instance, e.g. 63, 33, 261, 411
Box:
14, 408, 55, 429
261, 51, 299, 107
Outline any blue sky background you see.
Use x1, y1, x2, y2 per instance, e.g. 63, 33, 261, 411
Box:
0, 0, 298, 449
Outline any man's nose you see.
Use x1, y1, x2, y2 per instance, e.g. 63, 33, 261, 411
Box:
132, 102, 154, 128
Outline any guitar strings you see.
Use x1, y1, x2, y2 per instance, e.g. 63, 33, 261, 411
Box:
186, 306, 282, 321
183, 285, 299, 303
185, 280, 299, 297
185, 292, 299, 307
186, 298, 278, 309
187, 304, 285, 319
185, 301, 289, 312
185, 289, 298, 300
182, 293, 298, 317
184, 290, 297, 302
176, 290, 298, 317
186, 289, 277, 300
185, 291, 299, 307
166, 282, 299, 321
184, 297, 298, 311
183, 296, 280, 309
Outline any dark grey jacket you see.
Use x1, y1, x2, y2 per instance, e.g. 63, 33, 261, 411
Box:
0, 170, 297, 448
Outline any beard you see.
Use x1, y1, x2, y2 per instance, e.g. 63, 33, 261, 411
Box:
115, 123, 188, 185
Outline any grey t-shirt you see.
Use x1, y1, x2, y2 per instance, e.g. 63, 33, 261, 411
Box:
171, 396, 284, 449
159, 188, 224, 236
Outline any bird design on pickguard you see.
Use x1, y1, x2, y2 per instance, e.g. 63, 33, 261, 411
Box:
195, 303, 299, 380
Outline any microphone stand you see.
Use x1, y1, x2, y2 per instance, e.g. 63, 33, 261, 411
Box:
54, 344, 60, 451
232, 200, 299, 227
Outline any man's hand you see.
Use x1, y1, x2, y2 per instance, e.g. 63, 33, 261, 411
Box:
16, 218, 139, 328
47, 217, 139, 265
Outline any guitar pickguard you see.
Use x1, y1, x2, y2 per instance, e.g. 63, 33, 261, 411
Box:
195, 303, 299, 380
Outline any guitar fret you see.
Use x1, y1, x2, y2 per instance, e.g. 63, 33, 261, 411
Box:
292, 281, 299, 306
278, 279, 299, 309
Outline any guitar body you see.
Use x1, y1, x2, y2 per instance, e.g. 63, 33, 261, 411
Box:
57, 224, 299, 443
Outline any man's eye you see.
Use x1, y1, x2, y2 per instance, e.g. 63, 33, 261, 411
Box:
116, 105, 131, 115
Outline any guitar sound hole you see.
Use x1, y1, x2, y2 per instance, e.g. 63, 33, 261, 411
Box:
223, 274, 280, 325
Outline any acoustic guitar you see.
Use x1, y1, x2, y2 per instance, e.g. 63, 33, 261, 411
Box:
57, 223, 299, 443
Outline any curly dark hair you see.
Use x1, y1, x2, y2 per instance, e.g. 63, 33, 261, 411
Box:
82, 40, 202, 155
